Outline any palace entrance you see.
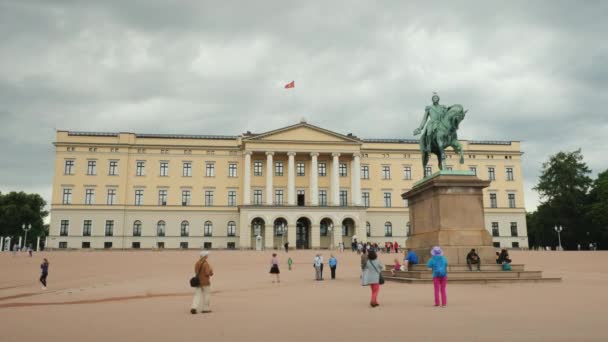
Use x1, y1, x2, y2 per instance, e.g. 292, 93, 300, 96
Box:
296, 217, 311, 249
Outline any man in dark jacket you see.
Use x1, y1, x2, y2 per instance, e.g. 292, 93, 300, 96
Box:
466, 248, 481, 271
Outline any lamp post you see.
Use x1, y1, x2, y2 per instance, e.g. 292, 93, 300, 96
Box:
22, 223, 32, 250
554, 225, 563, 251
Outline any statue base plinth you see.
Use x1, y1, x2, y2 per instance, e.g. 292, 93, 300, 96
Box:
403, 171, 495, 264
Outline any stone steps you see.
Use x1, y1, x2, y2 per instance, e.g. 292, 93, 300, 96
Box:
385, 264, 525, 272
382, 270, 542, 280
383, 276, 562, 284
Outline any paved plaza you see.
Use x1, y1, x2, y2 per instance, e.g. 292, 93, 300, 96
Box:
1, 250, 607, 341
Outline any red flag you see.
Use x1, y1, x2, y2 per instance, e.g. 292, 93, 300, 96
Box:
284, 80, 295, 89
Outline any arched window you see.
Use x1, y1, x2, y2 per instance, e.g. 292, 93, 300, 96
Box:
406, 222, 411, 237
366, 222, 371, 237
204, 221, 213, 237
252, 219, 263, 236
274, 220, 286, 237
227, 221, 236, 237
157, 220, 166, 237
384, 222, 393, 237
180, 220, 189, 237
133, 220, 142, 237
320, 219, 329, 236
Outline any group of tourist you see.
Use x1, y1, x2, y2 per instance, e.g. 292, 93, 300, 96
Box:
384, 241, 400, 253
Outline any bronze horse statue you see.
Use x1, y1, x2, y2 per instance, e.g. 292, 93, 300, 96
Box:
420, 104, 467, 171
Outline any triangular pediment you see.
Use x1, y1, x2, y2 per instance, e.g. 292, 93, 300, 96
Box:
244, 122, 361, 143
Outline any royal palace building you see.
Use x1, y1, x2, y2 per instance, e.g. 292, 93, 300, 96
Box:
48, 121, 529, 250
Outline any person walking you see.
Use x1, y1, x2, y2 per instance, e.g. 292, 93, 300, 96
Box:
28, 245, 33, 257
362, 250, 384, 307
314, 254, 323, 280
270, 253, 280, 283
284, 242, 289, 253
287, 257, 293, 271
328, 254, 337, 279
191, 251, 214, 314
40, 258, 49, 290
427, 246, 448, 307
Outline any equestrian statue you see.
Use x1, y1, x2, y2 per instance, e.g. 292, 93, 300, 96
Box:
413, 93, 467, 171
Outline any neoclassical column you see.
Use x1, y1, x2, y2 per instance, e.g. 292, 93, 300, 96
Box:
310, 153, 319, 206
331, 153, 341, 206
36, 236, 41, 251
265, 152, 274, 205
0, 236, 3, 251
243, 151, 252, 205
287, 152, 296, 205
352, 153, 362, 205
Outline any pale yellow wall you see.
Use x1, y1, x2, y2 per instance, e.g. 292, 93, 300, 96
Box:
50, 125, 527, 249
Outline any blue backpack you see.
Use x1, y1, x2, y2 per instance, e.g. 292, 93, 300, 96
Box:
434, 256, 447, 277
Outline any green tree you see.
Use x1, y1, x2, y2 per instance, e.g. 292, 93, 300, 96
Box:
586, 170, 608, 248
530, 149, 592, 250
0, 191, 49, 248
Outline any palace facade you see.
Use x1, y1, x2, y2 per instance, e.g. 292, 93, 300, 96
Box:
48, 121, 529, 250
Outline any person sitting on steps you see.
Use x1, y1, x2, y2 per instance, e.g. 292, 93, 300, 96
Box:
466, 248, 481, 271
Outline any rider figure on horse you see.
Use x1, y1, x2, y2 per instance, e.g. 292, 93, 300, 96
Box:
413, 93, 447, 154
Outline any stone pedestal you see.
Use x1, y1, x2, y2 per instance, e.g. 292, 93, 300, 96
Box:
403, 171, 495, 264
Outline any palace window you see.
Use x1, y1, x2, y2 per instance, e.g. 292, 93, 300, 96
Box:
204, 221, 213, 237
227, 221, 236, 237
109, 161, 118, 175
62, 188, 72, 205
181, 221, 189, 237
275, 189, 284, 205
318, 162, 327, 176
382, 166, 391, 180
136, 161, 145, 176
492, 222, 499, 237
181, 190, 191, 206
160, 161, 169, 176
340, 190, 348, 206
60, 220, 69, 236
506, 167, 514, 181
87, 160, 96, 175
134, 190, 144, 206
403, 166, 412, 180
384, 222, 393, 237
133, 220, 142, 237
205, 163, 215, 177
105, 220, 114, 236
254, 161, 263, 176
229, 163, 238, 177
158, 190, 167, 205
469, 166, 477, 175
182, 162, 192, 177
383, 192, 392, 208
339, 163, 347, 177
490, 193, 497, 208
205, 191, 214, 206
107, 189, 116, 205
510, 222, 518, 237
362, 192, 370, 207
85, 189, 95, 205
64, 160, 75, 175
157, 221, 166, 237
83, 220, 92, 236
508, 193, 516, 208
319, 190, 328, 206
488, 167, 496, 181
361, 165, 369, 179
253, 190, 263, 205
296, 162, 305, 176
227, 191, 237, 206
275, 161, 284, 176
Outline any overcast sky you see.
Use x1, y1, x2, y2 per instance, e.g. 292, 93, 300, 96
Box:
1, 0, 607, 216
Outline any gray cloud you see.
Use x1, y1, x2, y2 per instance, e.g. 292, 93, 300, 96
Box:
1, 0, 607, 215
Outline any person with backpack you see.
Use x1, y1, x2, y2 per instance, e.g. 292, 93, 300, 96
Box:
191, 251, 214, 314
426, 246, 448, 307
